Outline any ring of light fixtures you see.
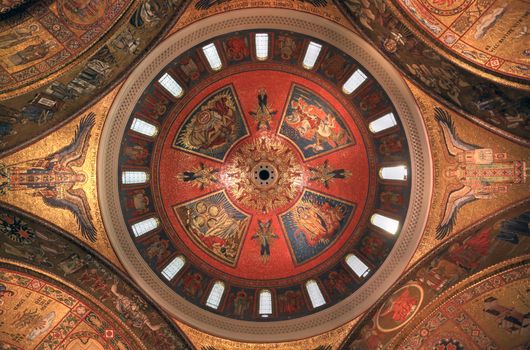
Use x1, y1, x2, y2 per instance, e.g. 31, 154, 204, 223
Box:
98, 9, 433, 342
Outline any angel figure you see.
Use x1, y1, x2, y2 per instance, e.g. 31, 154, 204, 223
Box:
251, 220, 278, 263
177, 162, 219, 190
293, 201, 345, 246
249, 88, 276, 130
0, 114, 97, 242
435, 107, 527, 239
309, 160, 351, 188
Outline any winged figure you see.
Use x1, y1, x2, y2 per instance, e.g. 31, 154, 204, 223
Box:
45, 113, 95, 168
435, 107, 480, 240
249, 88, 276, 130
41, 114, 96, 242
1, 113, 97, 242
436, 107, 526, 239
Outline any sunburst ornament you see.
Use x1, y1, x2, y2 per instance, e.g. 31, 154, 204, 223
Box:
223, 135, 304, 214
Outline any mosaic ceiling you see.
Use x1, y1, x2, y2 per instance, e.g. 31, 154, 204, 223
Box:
0, 206, 191, 350
336, 0, 530, 142
395, 0, 530, 81
115, 29, 412, 322
343, 206, 530, 349
0, 1, 529, 349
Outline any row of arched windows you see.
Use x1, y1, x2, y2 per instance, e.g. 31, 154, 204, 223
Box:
149, 252, 374, 317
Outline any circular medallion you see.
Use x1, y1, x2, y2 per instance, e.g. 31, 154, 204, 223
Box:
223, 135, 304, 214
375, 282, 424, 332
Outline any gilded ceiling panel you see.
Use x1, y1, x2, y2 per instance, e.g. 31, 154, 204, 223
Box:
0, 0, 136, 92
335, 0, 530, 142
0, 87, 123, 268
394, 0, 530, 81
404, 80, 530, 267
396, 264, 530, 349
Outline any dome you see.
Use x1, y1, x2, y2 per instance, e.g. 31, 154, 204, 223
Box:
98, 9, 432, 342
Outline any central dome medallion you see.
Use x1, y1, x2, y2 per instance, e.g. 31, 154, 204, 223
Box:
157, 70, 369, 278
223, 135, 304, 214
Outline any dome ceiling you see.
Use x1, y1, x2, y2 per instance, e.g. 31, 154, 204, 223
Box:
1, 2, 527, 349
99, 10, 432, 341
117, 29, 413, 321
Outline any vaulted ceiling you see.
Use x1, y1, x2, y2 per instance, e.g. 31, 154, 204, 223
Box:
0, 1, 528, 349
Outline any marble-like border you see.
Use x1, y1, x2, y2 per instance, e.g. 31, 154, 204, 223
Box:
97, 9, 433, 342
